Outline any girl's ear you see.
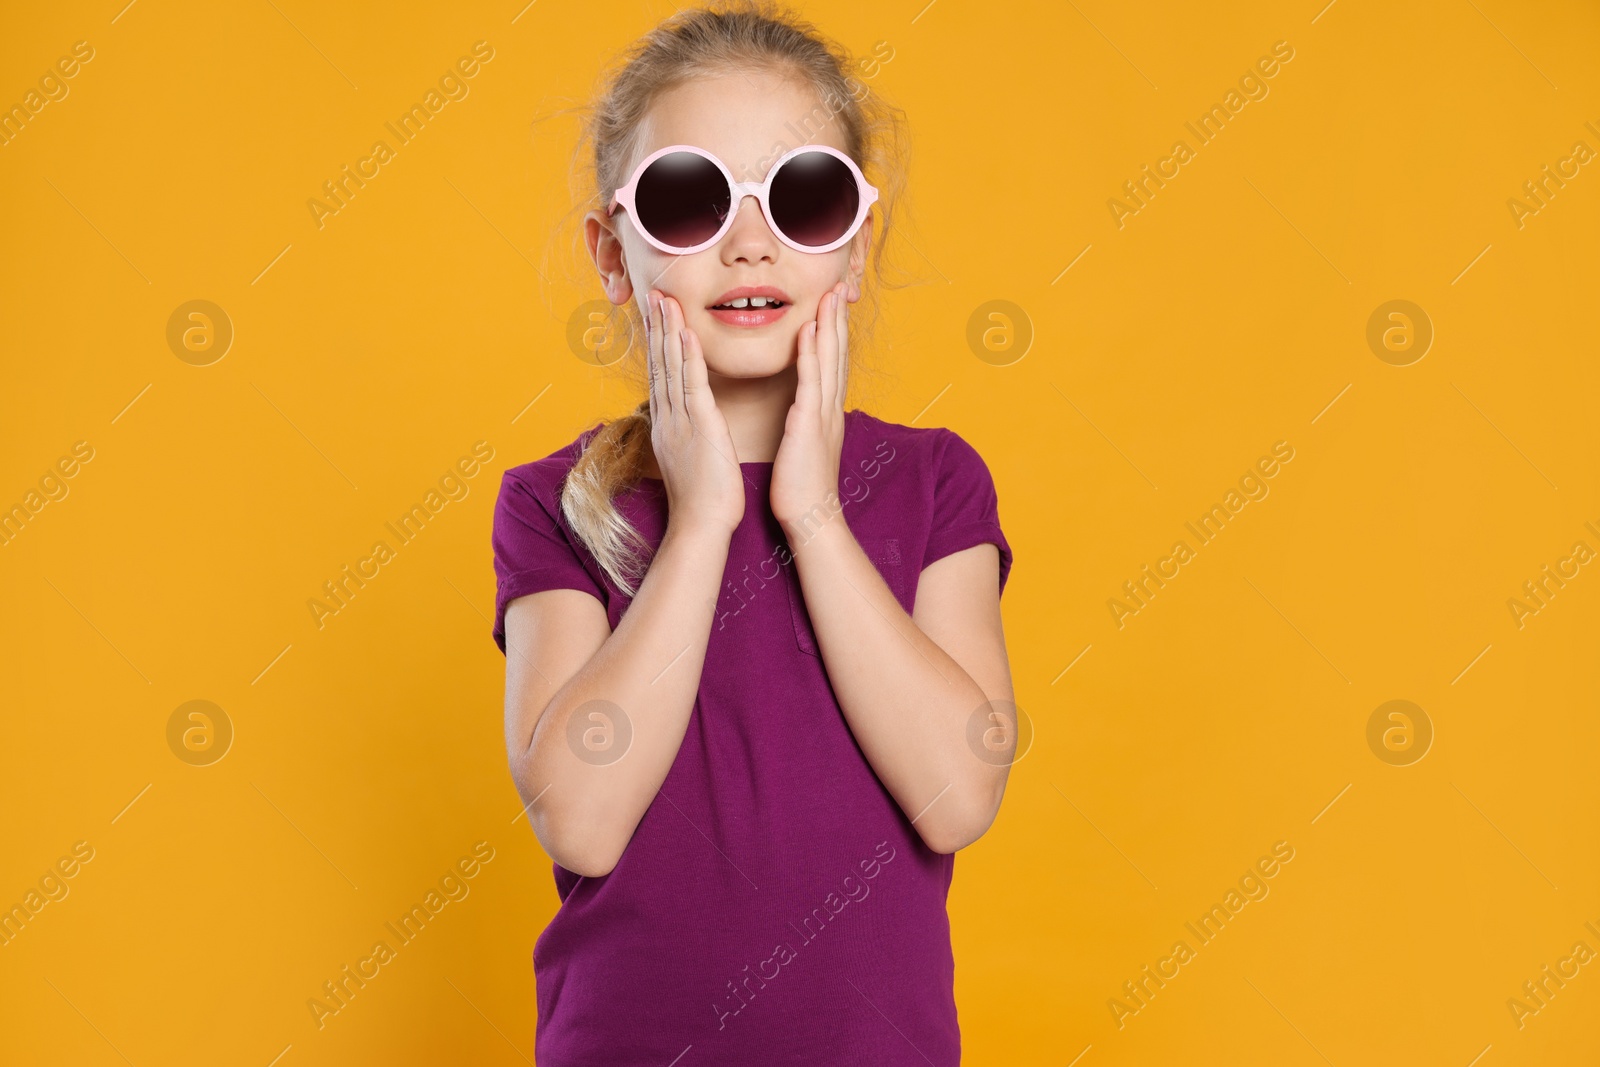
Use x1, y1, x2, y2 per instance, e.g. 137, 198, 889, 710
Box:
844, 214, 873, 302
585, 210, 635, 304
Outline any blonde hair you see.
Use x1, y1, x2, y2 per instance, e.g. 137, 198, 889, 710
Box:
556, 0, 909, 596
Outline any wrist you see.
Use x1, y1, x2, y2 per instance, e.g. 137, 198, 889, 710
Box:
779, 507, 853, 557
665, 512, 737, 546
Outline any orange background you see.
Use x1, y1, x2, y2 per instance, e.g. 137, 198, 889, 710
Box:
3, 0, 1598, 1063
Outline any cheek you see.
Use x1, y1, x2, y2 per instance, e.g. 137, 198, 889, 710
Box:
626, 248, 708, 313
623, 240, 671, 291
792, 253, 854, 311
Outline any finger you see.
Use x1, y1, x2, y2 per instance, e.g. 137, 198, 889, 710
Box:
652, 290, 672, 415
815, 289, 837, 412
680, 326, 713, 430
665, 297, 687, 415
682, 328, 740, 469
795, 319, 821, 416
645, 290, 661, 424
837, 284, 850, 411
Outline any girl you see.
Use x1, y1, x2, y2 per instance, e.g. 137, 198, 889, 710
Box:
492, 4, 1017, 1063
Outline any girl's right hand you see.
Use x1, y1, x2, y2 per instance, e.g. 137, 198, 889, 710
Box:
645, 290, 745, 537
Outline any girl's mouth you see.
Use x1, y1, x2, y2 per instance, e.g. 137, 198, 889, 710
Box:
706, 295, 789, 328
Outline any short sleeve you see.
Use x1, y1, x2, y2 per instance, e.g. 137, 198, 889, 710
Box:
491, 468, 607, 654
921, 430, 1014, 596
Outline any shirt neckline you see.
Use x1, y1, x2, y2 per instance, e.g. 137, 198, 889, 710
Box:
635, 410, 857, 482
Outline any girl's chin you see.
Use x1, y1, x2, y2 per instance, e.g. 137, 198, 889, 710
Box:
703, 351, 799, 381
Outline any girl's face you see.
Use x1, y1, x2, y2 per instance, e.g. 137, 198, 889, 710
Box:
587, 69, 871, 380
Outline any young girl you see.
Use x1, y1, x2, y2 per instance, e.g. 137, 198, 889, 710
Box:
492, 4, 1016, 1063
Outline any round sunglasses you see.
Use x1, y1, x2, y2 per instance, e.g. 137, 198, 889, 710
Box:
607, 143, 879, 255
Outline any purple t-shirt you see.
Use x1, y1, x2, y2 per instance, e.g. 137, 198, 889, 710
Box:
491, 407, 1012, 1066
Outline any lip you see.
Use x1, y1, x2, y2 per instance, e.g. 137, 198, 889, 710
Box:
706, 285, 793, 329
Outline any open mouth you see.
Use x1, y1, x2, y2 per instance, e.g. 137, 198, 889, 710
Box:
708, 296, 786, 310
706, 289, 791, 328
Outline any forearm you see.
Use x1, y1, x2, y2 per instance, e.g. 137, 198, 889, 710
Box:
781, 515, 1006, 852
522, 518, 729, 873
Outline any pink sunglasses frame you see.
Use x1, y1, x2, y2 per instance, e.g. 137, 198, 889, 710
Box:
606, 143, 879, 256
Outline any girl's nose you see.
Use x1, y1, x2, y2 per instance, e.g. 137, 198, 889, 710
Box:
719, 195, 779, 264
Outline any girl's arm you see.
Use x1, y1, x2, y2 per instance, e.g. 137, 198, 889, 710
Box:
504, 292, 744, 879
780, 518, 1015, 855
503, 514, 731, 878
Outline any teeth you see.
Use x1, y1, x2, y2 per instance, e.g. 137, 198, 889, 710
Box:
714, 296, 783, 310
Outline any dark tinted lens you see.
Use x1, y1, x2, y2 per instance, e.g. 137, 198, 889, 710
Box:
635, 152, 731, 248
770, 152, 859, 247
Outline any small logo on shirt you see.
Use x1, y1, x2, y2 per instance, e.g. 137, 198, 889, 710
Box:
868, 538, 902, 566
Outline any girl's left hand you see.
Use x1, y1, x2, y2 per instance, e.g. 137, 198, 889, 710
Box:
771, 281, 850, 532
